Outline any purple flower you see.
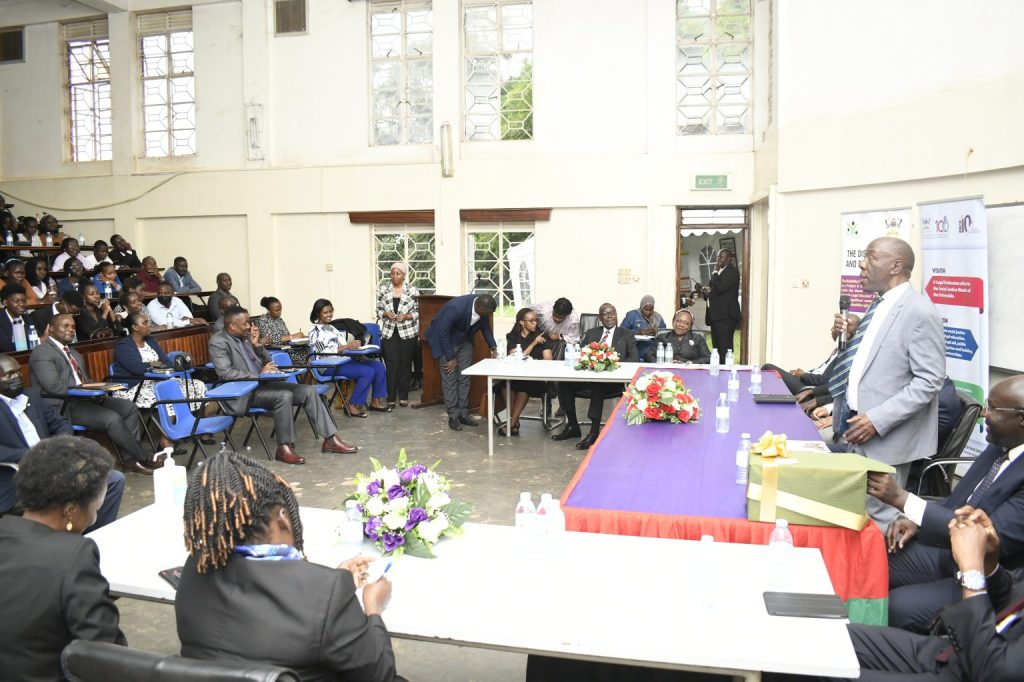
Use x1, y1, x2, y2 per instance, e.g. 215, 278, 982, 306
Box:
382, 531, 406, 553
364, 516, 382, 541
366, 480, 381, 496
404, 507, 428, 531
387, 484, 408, 501
400, 464, 428, 483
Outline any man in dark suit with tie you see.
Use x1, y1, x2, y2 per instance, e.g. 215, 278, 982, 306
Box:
865, 375, 1024, 632
552, 302, 639, 450
28, 313, 158, 475
0, 284, 41, 353
697, 248, 741, 356
424, 293, 498, 431
0, 353, 123, 530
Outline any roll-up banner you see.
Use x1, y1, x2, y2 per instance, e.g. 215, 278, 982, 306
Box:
840, 209, 912, 313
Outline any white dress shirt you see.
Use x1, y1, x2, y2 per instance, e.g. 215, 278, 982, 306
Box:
0, 393, 41, 448
469, 297, 480, 327
846, 281, 911, 411
904, 443, 1024, 524
598, 326, 615, 346
147, 297, 192, 328
48, 337, 83, 385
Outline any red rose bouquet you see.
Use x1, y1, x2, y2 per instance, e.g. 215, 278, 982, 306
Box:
624, 371, 700, 425
575, 341, 621, 372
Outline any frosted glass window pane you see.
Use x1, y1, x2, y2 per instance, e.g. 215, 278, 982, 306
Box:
369, 1, 434, 145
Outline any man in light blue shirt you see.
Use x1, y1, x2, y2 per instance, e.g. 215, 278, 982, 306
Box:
163, 256, 202, 293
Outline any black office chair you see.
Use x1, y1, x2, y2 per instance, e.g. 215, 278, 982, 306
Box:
578, 313, 600, 335
911, 393, 984, 499
62, 640, 300, 682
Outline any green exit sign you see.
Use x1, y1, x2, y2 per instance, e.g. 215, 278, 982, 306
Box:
693, 174, 730, 190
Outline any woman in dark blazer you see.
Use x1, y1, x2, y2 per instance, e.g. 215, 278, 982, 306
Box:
0, 437, 126, 682
176, 451, 400, 682
667, 308, 711, 364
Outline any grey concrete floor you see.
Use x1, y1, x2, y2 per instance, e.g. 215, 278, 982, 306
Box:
116, 392, 591, 681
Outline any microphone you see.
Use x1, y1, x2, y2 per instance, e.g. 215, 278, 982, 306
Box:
838, 295, 852, 351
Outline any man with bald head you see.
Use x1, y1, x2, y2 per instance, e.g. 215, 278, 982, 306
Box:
828, 236, 945, 528
865, 375, 1024, 632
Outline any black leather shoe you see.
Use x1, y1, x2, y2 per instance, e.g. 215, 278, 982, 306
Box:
575, 432, 598, 450
448, 417, 463, 431
458, 415, 479, 427
551, 426, 582, 441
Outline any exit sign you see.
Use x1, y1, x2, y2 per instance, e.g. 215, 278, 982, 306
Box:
693, 174, 730, 191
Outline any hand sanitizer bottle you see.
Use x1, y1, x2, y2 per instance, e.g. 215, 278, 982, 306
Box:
153, 448, 186, 508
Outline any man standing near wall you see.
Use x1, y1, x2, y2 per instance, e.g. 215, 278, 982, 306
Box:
698, 249, 741, 356
425, 294, 498, 432
828, 236, 946, 529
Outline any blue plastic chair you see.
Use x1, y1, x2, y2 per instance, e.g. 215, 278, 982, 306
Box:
363, 322, 382, 347
153, 380, 237, 468
309, 354, 356, 417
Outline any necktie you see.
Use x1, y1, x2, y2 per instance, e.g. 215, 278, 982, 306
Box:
828, 296, 882, 399
63, 346, 83, 385
600, 328, 612, 346
966, 450, 1010, 507
239, 338, 263, 374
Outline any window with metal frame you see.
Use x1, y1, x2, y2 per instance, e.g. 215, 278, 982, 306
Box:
0, 26, 24, 63
369, 1, 433, 145
138, 10, 195, 157
463, 0, 533, 141
373, 227, 437, 295
64, 19, 111, 162
275, 0, 307, 35
464, 223, 534, 315
676, 0, 752, 135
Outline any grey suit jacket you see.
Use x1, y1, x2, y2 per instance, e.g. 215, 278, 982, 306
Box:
29, 339, 92, 407
207, 329, 270, 415
837, 287, 945, 466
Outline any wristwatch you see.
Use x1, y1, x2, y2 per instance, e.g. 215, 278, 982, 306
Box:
957, 570, 986, 591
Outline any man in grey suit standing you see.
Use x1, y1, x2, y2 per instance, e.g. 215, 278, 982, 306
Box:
28, 313, 157, 475
208, 306, 356, 465
828, 237, 946, 528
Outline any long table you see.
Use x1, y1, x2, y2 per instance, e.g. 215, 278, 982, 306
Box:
561, 366, 890, 625
462, 358, 651, 457
87, 504, 858, 680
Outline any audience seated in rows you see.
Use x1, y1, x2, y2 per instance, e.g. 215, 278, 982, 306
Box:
164, 256, 202, 294
52, 237, 86, 272
0, 284, 38, 353
23, 256, 57, 304
92, 261, 124, 297
0, 437, 126, 682
206, 272, 233, 321
29, 313, 159, 475
138, 256, 163, 293
212, 295, 239, 332
31, 291, 83, 342
81, 239, 112, 271
76, 281, 120, 341
57, 257, 86, 296
553, 302, 639, 451
0, 354, 124, 530
176, 450, 399, 681
209, 305, 357, 465
148, 282, 206, 328
308, 298, 390, 416
109, 234, 142, 269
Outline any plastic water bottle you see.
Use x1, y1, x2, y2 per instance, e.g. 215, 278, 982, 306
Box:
3, 230, 11, 246
514, 344, 523, 361
341, 500, 364, 545
725, 349, 734, 366
709, 348, 720, 376
715, 392, 730, 434
768, 519, 794, 548
536, 492, 553, 544
26, 323, 39, 349
750, 365, 762, 395
736, 432, 751, 485
547, 499, 566, 538
77, 231, 85, 245
496, 343, 507, 360
727, 367, 740, 402
45, 232, 53, 246
103, 282, 112, 299
515, 492, 536, 532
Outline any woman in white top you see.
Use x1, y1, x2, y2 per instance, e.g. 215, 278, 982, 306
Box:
308, 298, 389, 417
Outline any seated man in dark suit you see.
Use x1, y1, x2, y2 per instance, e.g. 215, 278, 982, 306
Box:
0, 353, 123, 530
424, 293, 498, 432
552, 302, 639, 450
0, 284, 41, 352
866, 375, 1024, 632
28, 314, 158, 475
208, 306, 357, 465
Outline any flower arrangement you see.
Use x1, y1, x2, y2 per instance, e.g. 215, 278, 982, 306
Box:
347, 449, 473, 558
575, 341, 621, 372
623, 370, 700, 425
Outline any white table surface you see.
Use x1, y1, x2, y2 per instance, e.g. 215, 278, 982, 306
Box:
87, 505, 858, 680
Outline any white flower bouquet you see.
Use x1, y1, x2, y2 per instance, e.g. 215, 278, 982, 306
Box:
347, 449, 473, 557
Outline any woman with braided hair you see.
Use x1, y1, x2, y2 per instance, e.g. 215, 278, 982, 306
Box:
175, 451, 400, 681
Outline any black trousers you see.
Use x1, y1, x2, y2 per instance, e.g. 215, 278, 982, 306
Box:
556, 382, 624, 432
381, 331, 416, 401
708, 318, 738, 357
888, 541, 961, 633
68, 397, 145, 461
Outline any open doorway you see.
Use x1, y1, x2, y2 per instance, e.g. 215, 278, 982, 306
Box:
676, 207, 750, 362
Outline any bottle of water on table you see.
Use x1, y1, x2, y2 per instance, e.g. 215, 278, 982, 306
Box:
750, 365, 762, 394
342, 500, 364, 546
513, 344, 523, 361
27, 324, 39, 350
709, 349, 720, 376
515, 492, 536, 532
727, 367, 740, 402
768, 519, 794, 548
724, 349, 734, 366
715, 392, 730, 434
736, 432, 751, 485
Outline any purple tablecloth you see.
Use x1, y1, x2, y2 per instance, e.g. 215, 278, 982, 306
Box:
563, 368, 824, 518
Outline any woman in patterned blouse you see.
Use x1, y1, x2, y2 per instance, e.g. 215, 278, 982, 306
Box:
255, 296, 308, 367
375, 262, 419, 408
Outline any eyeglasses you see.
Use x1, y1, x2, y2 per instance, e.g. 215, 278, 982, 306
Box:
599, 312, 617, 318
984, 400, 1024, 414
523, 317, 538, 323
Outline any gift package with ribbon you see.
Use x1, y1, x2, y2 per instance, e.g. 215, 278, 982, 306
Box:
745, 434, 895, 531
